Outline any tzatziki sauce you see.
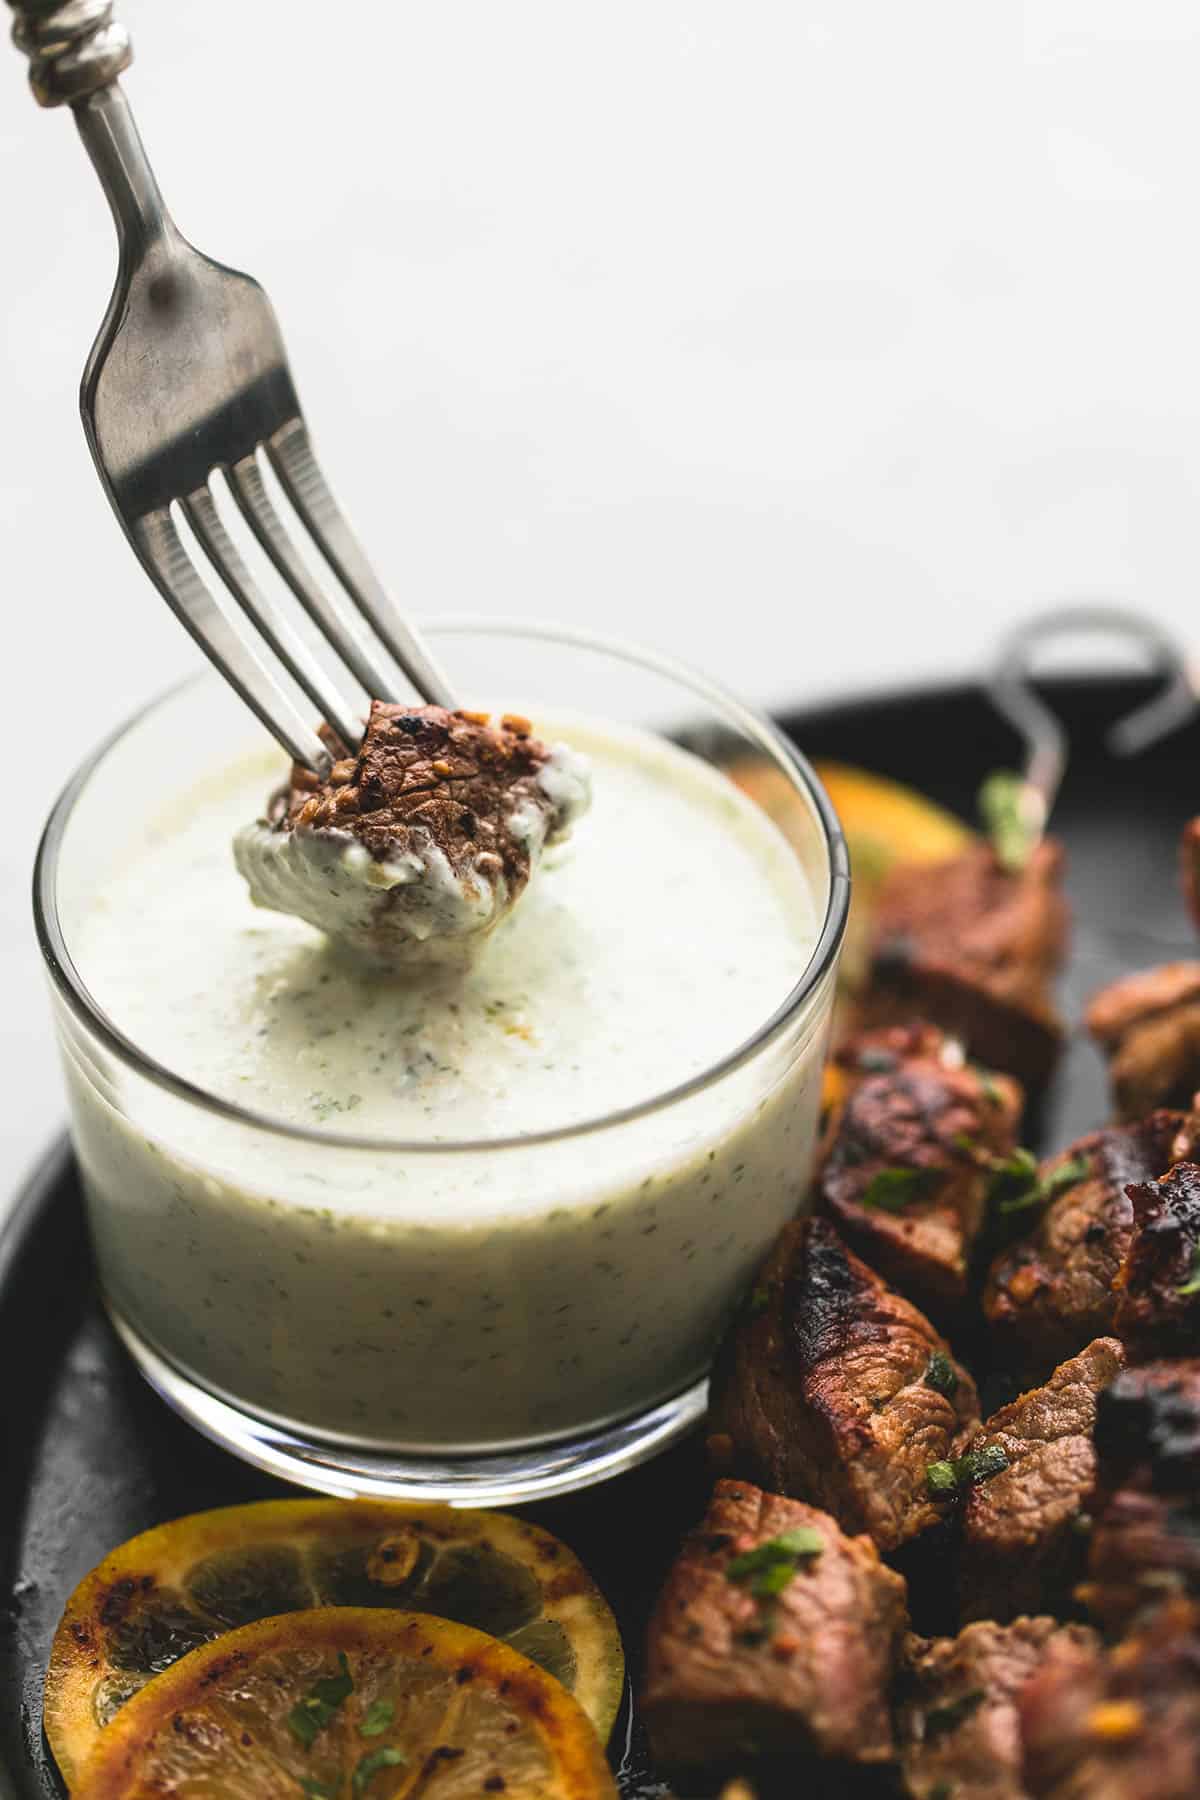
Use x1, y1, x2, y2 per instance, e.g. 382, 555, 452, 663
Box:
63, 714, 832, 1449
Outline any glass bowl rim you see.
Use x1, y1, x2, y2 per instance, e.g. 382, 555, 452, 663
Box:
34, 616, 851, 1154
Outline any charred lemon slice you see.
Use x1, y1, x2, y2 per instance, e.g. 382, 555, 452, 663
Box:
812, 761, 973, 875
44, 1500, 623, 1787
74, 1608, 617, 1799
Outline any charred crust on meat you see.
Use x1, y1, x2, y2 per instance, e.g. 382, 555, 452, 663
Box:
1094, 1361, 1200, 1493
709, 1219, 978, 1552
1114, 1160, 1200, 1357
277, 703, 561, 877
983, 1111, 1200, 1374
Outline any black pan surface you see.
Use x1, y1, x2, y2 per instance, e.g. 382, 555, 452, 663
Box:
2, 674, 1195, 1798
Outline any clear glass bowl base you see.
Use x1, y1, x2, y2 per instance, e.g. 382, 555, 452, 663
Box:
108, 1304, 710, 1505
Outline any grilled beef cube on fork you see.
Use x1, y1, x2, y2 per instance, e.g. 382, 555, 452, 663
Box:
642, 1480, 908, 1769
854, 839, 1069, 1091
816, 1025, 1023, 1319
709, 1217, 979, 1554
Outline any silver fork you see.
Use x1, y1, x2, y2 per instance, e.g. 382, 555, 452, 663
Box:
8, 1, 455, 772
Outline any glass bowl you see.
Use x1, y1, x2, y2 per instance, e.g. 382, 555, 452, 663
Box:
34, 619, 849, 1502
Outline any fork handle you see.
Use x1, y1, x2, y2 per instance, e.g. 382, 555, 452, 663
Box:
7, 0, 131, 107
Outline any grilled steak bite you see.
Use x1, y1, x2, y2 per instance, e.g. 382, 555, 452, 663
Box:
959, 1339, 1125, 1623
642, 1481, 907, 1767
897, 1617, 1099, 1800
1083, 1361, 1200, 1633
235, 702, 590, 962
1182, 817, 1200, 931
1019, 1597, 1200, 1800
1087, 964, 1200, 1121
817, 1026, 1023, 1316
709, 1218, 979, 1552
983, 1112, 1200, 1375
854, 840, 1069, 1090
1112, 1160, 1200, 1358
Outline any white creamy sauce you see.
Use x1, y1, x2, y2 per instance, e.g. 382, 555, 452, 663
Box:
68, 716, 830, 1448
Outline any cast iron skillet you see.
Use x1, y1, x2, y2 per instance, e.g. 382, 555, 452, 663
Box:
1, 675, 1194, 1798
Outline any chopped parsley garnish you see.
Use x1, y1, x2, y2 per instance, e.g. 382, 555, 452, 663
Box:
299, 1783, 336, 1799
994, 1151, 1090, 1216
924, 1350, 959, 1398
856, 1047, 899, 1073
926, 1460, 959, 1496
747, 1285, 770, 1318
861, 1167, 936, 1213
287, 1653, 354, 1748
978, 769, 1040, 872
353, 1748, 407, 1794
725, 1529, 824, 1600
955, 1137, 1088, 1216
925, 1689, 986, 1738
926, 1446, 1010, 1496
1178, 1244, 1200, 1297
359, 1699, 396, 1738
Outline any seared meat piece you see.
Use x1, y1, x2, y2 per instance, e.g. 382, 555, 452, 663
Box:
1112, 1161, 1200, 1357
817, 1026, 1023, 1316
1082, 1361, 1200, 1633
642, 1481, 907, 1767
1020, 1597, 1200, 1800
1182, 817, 1200, 931
1087, 964, 1200, 1121
959, 1339, 1125, 1623
983, 1111, 1200, 1375
235, 701, 590, 963
709, 1218, 979, 1552
855, 840, 1069, 1090
897, 1617, 1099, 1800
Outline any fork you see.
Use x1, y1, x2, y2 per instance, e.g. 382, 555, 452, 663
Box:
8, 1, 455, 772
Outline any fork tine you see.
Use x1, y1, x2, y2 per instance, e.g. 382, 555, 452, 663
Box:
267, 418, 457, 709
227, 452, 405, 705
182, 483, 364, 755
133, 507, 330, 773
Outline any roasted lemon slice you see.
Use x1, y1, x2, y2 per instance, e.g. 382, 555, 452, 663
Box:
812, 760, 974, 878
74, 1608, 617, 1799
44, 1500, 623, 1787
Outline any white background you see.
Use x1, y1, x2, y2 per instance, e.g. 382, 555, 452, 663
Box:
3, 1, 1200, 1204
